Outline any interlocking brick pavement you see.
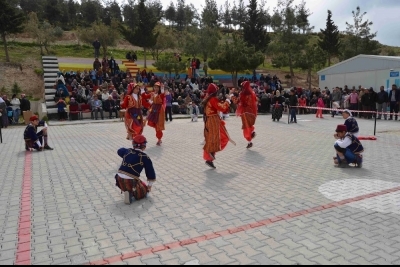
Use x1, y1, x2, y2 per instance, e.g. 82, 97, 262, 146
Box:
1, 114, 400, 265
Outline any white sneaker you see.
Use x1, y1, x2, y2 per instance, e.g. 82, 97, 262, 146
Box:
124, 191, 132, 204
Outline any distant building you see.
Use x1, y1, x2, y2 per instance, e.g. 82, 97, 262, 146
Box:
318, 55, 400, 91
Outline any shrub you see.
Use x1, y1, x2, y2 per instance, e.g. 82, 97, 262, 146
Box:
34, 68, 44, 76
284, 74, 291, 79
11, 82, 22, 96
41, 115, 49, 123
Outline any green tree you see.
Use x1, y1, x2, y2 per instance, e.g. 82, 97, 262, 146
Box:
201, 0, 219, 28
198, 27, 220, 62
243, 0, 270, 53
259, 0, 271, 32
78, 20, 120, 58
44, 0, 62, 26
318, 10, 340, 66
341, 6, 380, 60
149, 27, 176, 60
165, 1, 176, 27
67, 0, 78, 28
147, 0, 164, 21
222, 0, 231, 32
0, 0, 25, 62
269, 0, 308, 86
80, 0, 103, 26
25, 12, 63, 55
20, 0, 45, 18
231, 2, 239, 30
295, 44, 326, 89
236, 0, 246, 29
176, 0, 186, 31
209, 35, 264, 87
103, 0, 122, 26
120, 0, 159, 68
122, 0, 138, 28
270, 11, 282, 31
153, 53, 187, 78
296, 0, 313, 34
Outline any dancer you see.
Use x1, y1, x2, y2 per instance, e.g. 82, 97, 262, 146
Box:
120, 83, 144, 140
24, 115, 54, 151
142, 82, 166, 146
236, 81, 257, 149
203, 83, 235, 169
342, 109, 359, 137
115, 135, 156, 204
333, 124, 364, 168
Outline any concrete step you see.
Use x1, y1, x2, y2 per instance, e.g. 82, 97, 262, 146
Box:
43, 64, 59, 68
45, 82, 55, 87
45, 89, 56, 94
45, 95, 54, 101
44, 73, 57, 78
46, 108, 58, 114
43, 68, 59, 73
42, 56, 57, 60
44, 78, 57, 83
42, 59, 58, 63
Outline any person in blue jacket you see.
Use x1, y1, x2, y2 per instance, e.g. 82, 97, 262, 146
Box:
115, 135, 156, 204
23, 115, 54, 151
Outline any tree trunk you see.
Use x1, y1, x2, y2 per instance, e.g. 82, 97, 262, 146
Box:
144, 47, 147, 68
2, 34, 10, 63
308, 68, 312, 90
328, 55, 331, 66
289, 55, 294, 87
103, 45, 107, 58
232, 72, 238, 89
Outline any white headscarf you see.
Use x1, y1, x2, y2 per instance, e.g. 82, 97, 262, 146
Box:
0, 96, 5, 104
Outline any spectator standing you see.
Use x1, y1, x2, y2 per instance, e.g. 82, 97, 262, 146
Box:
376, 86, 389, 120
289, 89, 298, 123
93, 58, 101, 71
10, 94, 21, 124
20, 94, 31, 113
108, 57, 116, 76
93, 39, 101, 58
349, 89, 358, 116
165, 88, 173, 122
0, 96, 8, 128
388, 84, 400, 120
56, 98, 67, 121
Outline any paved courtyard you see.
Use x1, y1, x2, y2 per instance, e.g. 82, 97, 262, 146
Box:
1, 114, 400, 265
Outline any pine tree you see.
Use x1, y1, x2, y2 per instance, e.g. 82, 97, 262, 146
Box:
0, 0, 25, 62
243, 0, 270, 53
120, 0, 159, 68
318, 10, 340, 66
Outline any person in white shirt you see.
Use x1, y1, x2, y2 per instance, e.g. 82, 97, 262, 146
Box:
190, 102, 200, 122
333, 124, 364, 168
10, 94, 21, 124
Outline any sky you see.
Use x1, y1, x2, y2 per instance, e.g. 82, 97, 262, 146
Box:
114, 0, 400, 47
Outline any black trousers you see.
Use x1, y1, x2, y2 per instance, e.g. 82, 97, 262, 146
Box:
165, 106, 173, 121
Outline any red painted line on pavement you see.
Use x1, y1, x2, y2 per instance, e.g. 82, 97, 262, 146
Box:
88, 185, 400, 265
15, 152, 32, 265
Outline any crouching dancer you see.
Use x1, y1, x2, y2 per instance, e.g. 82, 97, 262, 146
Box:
115, 135, 156, 204
24, 115, 54, 151
333, 124, 364, 168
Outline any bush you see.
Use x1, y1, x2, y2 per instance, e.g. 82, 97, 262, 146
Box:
41, 115, 49, 123
34, 68, 44, 76
284, 74, 291, 79
11, 82, 22, 96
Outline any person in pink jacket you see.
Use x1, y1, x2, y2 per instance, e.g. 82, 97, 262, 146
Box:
316, 95, 325, 118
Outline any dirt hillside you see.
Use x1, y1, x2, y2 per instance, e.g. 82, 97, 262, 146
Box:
0, 58, 44, 100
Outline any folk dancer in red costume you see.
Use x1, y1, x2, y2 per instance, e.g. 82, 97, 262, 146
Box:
203, 83, 236, 169
142, 82, 166, 146
236, 81, 257, 149
120, 83, 144, 140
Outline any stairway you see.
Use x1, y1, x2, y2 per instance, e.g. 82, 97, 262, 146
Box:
121, 60, 140, 76
42, 56, 60, 119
